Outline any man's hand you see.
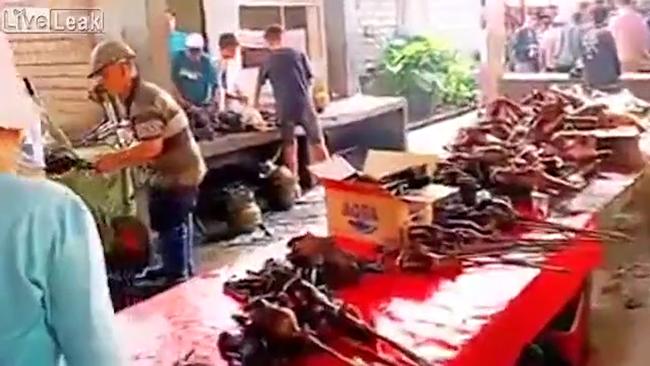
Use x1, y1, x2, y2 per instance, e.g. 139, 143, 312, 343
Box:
94, 153, 123, 174
88, 83, 108, 103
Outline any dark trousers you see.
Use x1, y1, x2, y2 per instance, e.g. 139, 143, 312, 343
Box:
148, 187, 198, 278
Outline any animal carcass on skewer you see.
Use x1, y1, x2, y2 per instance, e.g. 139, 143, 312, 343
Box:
551, 134, 612, 164
602, 112, 645, 131
282, 279, 432, 366
397, 240, 462, 273
570, 103, 608, 118
530, 103, 566, 139
563, 116, 600, 130
231, 299, 363, 366
485, 97, 527, 123
547, 86, 586, 108
287, 233, 382, 289
489, 163, 582, 196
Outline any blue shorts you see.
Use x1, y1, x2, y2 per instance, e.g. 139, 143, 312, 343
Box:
278, 104, 324, 144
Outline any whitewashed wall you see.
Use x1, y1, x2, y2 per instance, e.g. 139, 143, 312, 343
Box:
356, 0, 484, 72
355, 0, 399, 70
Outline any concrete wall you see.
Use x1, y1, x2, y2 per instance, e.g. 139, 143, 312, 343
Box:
323, 0, 361, 97
425, 0, 483, 56
4, 0, 171, 135
5, 0, 102, 136
168, 0, 203, 34
355, 0, 484, 72
355, 0, 399, 71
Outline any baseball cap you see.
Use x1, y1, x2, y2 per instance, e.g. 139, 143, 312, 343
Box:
88, 40, 137, 78
185, 33, 205, 49
0, 32, 39, 131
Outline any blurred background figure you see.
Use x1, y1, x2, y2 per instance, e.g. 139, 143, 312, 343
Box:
0, 31, 122, 366
580, 5, 621, 90
166, 9, 188, 61
510, 15, 541, 72
537, 13, 553, 35
609, 0, 650, 72
171, 32, 220, 140
555, 12, 586, 72
218, 33, 247, 113
539, 14, 564, 71
17, 79, 46, 178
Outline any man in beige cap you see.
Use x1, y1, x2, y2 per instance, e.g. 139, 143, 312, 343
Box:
0, 32, 122, 366
88, 39, 207, 284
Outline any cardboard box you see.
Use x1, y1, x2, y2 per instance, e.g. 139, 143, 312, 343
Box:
310, 151, 457, 248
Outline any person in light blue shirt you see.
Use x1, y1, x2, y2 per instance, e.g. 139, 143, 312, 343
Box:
0, 33, 122, 366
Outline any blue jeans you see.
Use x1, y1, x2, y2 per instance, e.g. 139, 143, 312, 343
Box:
148, 187, 198, 278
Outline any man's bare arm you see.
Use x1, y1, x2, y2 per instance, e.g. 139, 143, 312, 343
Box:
95, 138, 163, 173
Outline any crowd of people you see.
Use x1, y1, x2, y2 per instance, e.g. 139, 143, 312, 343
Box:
164, 10, 328, 181
508, 0, 650, 89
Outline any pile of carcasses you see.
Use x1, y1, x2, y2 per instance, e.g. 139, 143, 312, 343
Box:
219, 233, 435, 366
434, 87, 646, 198
412, 88, 641, 270
213, 88, 645, 366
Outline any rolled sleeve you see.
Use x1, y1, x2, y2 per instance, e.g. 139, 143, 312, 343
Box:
132, 111, 166, 141
48, 198, 123, 366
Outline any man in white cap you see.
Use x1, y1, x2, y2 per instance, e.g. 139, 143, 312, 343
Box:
171, 32, 220, 139
0, 33, 122, 366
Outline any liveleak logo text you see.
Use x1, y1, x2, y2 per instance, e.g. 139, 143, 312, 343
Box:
1, 7, 103, 34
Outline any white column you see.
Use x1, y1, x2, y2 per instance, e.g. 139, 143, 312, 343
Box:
145, 0, 172, 91
202, 0, 240, 54
396, 0, 431, 36
485, 0, 506, 102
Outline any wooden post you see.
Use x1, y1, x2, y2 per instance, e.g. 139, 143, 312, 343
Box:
323, 0, 360, 97
202, 0, 239, 53
485, 0, 506, 102
145, 0, 172, 91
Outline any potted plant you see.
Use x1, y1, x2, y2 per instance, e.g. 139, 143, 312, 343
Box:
377, 36, 476, 121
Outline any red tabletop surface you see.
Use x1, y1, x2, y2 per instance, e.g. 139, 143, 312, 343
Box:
116, 229, 600, 366
117, 172, 642, 366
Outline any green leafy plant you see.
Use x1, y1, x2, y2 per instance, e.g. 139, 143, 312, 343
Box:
380, 35, 477, 106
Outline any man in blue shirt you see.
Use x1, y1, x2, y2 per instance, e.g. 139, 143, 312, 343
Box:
253, 25, 329, 195
171, 33, 219, 140
0, 32, 122, 366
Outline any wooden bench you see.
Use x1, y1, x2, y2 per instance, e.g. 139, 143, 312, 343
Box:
199, 95, 408, 172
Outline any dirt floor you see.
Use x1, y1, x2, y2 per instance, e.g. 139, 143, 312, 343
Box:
196, 113, 650, 365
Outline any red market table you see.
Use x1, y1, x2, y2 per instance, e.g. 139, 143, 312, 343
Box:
116, 172, 640, 366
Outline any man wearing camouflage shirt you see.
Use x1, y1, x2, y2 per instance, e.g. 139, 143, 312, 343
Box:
89, 40, 207, 283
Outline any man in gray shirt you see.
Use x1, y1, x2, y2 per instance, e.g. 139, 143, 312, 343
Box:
254, 25, 329, 195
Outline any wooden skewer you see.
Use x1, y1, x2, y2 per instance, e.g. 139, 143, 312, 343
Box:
327, 306, 431, 366
371, 332, 431, 366
307, 334, 364, 366
340, 337, 403, 366
519, 218, 633, 242
464, 257, 570, 273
